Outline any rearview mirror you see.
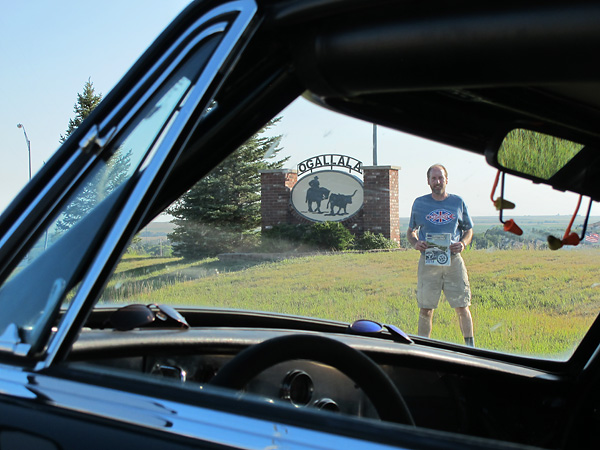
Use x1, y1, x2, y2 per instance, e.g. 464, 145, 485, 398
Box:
497, 129, 585, 180
485, 127, 600, 201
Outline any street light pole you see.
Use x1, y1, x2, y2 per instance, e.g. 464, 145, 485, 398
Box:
17, 123, 31, 180
372, 123, 378, 166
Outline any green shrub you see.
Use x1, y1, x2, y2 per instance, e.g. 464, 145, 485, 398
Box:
306, 221, 354, 251
238, 230, 262, 252
261, 224, 312, 252
261, 222, 357, 252
354, 231, 399, 250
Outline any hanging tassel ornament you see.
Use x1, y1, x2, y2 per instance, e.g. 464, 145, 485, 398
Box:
547, 195, 591, 250
490, 171, 523, 236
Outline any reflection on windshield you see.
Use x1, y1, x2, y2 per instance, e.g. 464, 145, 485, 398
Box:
50, 79, 192, 256
106, 97, 600, 362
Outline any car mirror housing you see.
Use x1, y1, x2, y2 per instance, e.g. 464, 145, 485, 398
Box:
485, 127, 600, 201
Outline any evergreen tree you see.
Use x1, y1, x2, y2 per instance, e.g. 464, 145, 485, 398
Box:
54, 79, 132, 234
60, 78, 102, 143
168, 120, 286, 258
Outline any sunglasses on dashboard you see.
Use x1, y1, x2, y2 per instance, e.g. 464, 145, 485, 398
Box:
107, 303, 190, 331
348, 319, 413, 344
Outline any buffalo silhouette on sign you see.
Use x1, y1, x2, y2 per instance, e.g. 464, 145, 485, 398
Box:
326, 190, 357, 216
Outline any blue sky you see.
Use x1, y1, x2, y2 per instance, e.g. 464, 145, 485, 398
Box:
0, 1, 190, 212
1, 1, 588, 221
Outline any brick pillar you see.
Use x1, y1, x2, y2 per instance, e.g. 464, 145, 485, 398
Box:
260, 169, 298, 230
362, 166, 401, 242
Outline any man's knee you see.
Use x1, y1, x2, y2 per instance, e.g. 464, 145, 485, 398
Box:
455, 306, 471, 318
420, 308, 434, 319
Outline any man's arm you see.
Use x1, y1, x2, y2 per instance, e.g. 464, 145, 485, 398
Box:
450, 228, 473, 254
407, 227, 428, 251
461, 228, 473, 246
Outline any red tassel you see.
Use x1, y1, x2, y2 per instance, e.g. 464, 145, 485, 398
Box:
503, 219, 523, 236
562, 232, 580, 246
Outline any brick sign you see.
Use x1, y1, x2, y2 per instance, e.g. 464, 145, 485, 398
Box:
260, 164, 400, 242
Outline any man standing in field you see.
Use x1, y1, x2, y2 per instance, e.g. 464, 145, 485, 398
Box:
406, 164, 475, 347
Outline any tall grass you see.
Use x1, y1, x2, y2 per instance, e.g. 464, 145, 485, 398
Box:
108, 249, 600, 359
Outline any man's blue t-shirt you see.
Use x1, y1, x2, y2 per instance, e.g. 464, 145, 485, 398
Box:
409, 194, 473, 243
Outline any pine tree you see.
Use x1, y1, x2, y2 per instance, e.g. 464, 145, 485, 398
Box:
168, 120, 286, 258
54, 79, 132, 234
60, 78, 102, 143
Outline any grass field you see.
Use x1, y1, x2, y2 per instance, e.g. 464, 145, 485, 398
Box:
105, 248, 600, 360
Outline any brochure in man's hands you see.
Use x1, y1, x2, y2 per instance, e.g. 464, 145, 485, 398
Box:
425, 233, 451, 266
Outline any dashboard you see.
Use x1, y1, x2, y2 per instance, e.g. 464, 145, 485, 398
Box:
69, 327, 561, 436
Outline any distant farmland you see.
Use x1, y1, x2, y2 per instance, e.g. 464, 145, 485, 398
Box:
139, 216, 600, 249
138, 221, 175, 244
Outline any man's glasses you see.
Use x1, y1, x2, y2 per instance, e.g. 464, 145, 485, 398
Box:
107, 303, 190, 331
348, 319, 413, 344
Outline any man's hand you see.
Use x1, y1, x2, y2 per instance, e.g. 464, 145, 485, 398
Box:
450, 241, 465, 254
414, 240, 428, 251
451, 229, 472, 254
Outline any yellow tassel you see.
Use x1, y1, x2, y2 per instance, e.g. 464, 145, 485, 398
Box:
494, 198, 516, 210
547, 235, 563, 251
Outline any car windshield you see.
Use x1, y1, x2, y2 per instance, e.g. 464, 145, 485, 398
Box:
98, 95, 600, 362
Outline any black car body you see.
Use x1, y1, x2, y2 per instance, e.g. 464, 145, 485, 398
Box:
1, 1, 600, 449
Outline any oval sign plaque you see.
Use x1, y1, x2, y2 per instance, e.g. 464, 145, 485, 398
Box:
291, 170, 364, 222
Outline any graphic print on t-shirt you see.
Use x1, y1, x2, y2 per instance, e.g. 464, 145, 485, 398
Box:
426, 209, 456, 225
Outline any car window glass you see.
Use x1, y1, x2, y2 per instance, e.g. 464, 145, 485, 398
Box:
0, 53, 206, 350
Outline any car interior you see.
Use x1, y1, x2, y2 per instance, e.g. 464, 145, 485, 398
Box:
2, 1, 600, 449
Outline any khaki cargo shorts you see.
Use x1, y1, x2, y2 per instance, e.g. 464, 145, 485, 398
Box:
417, 253, 471, 309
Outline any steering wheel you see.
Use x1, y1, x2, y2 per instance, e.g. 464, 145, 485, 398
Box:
210, 334, 414, 425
